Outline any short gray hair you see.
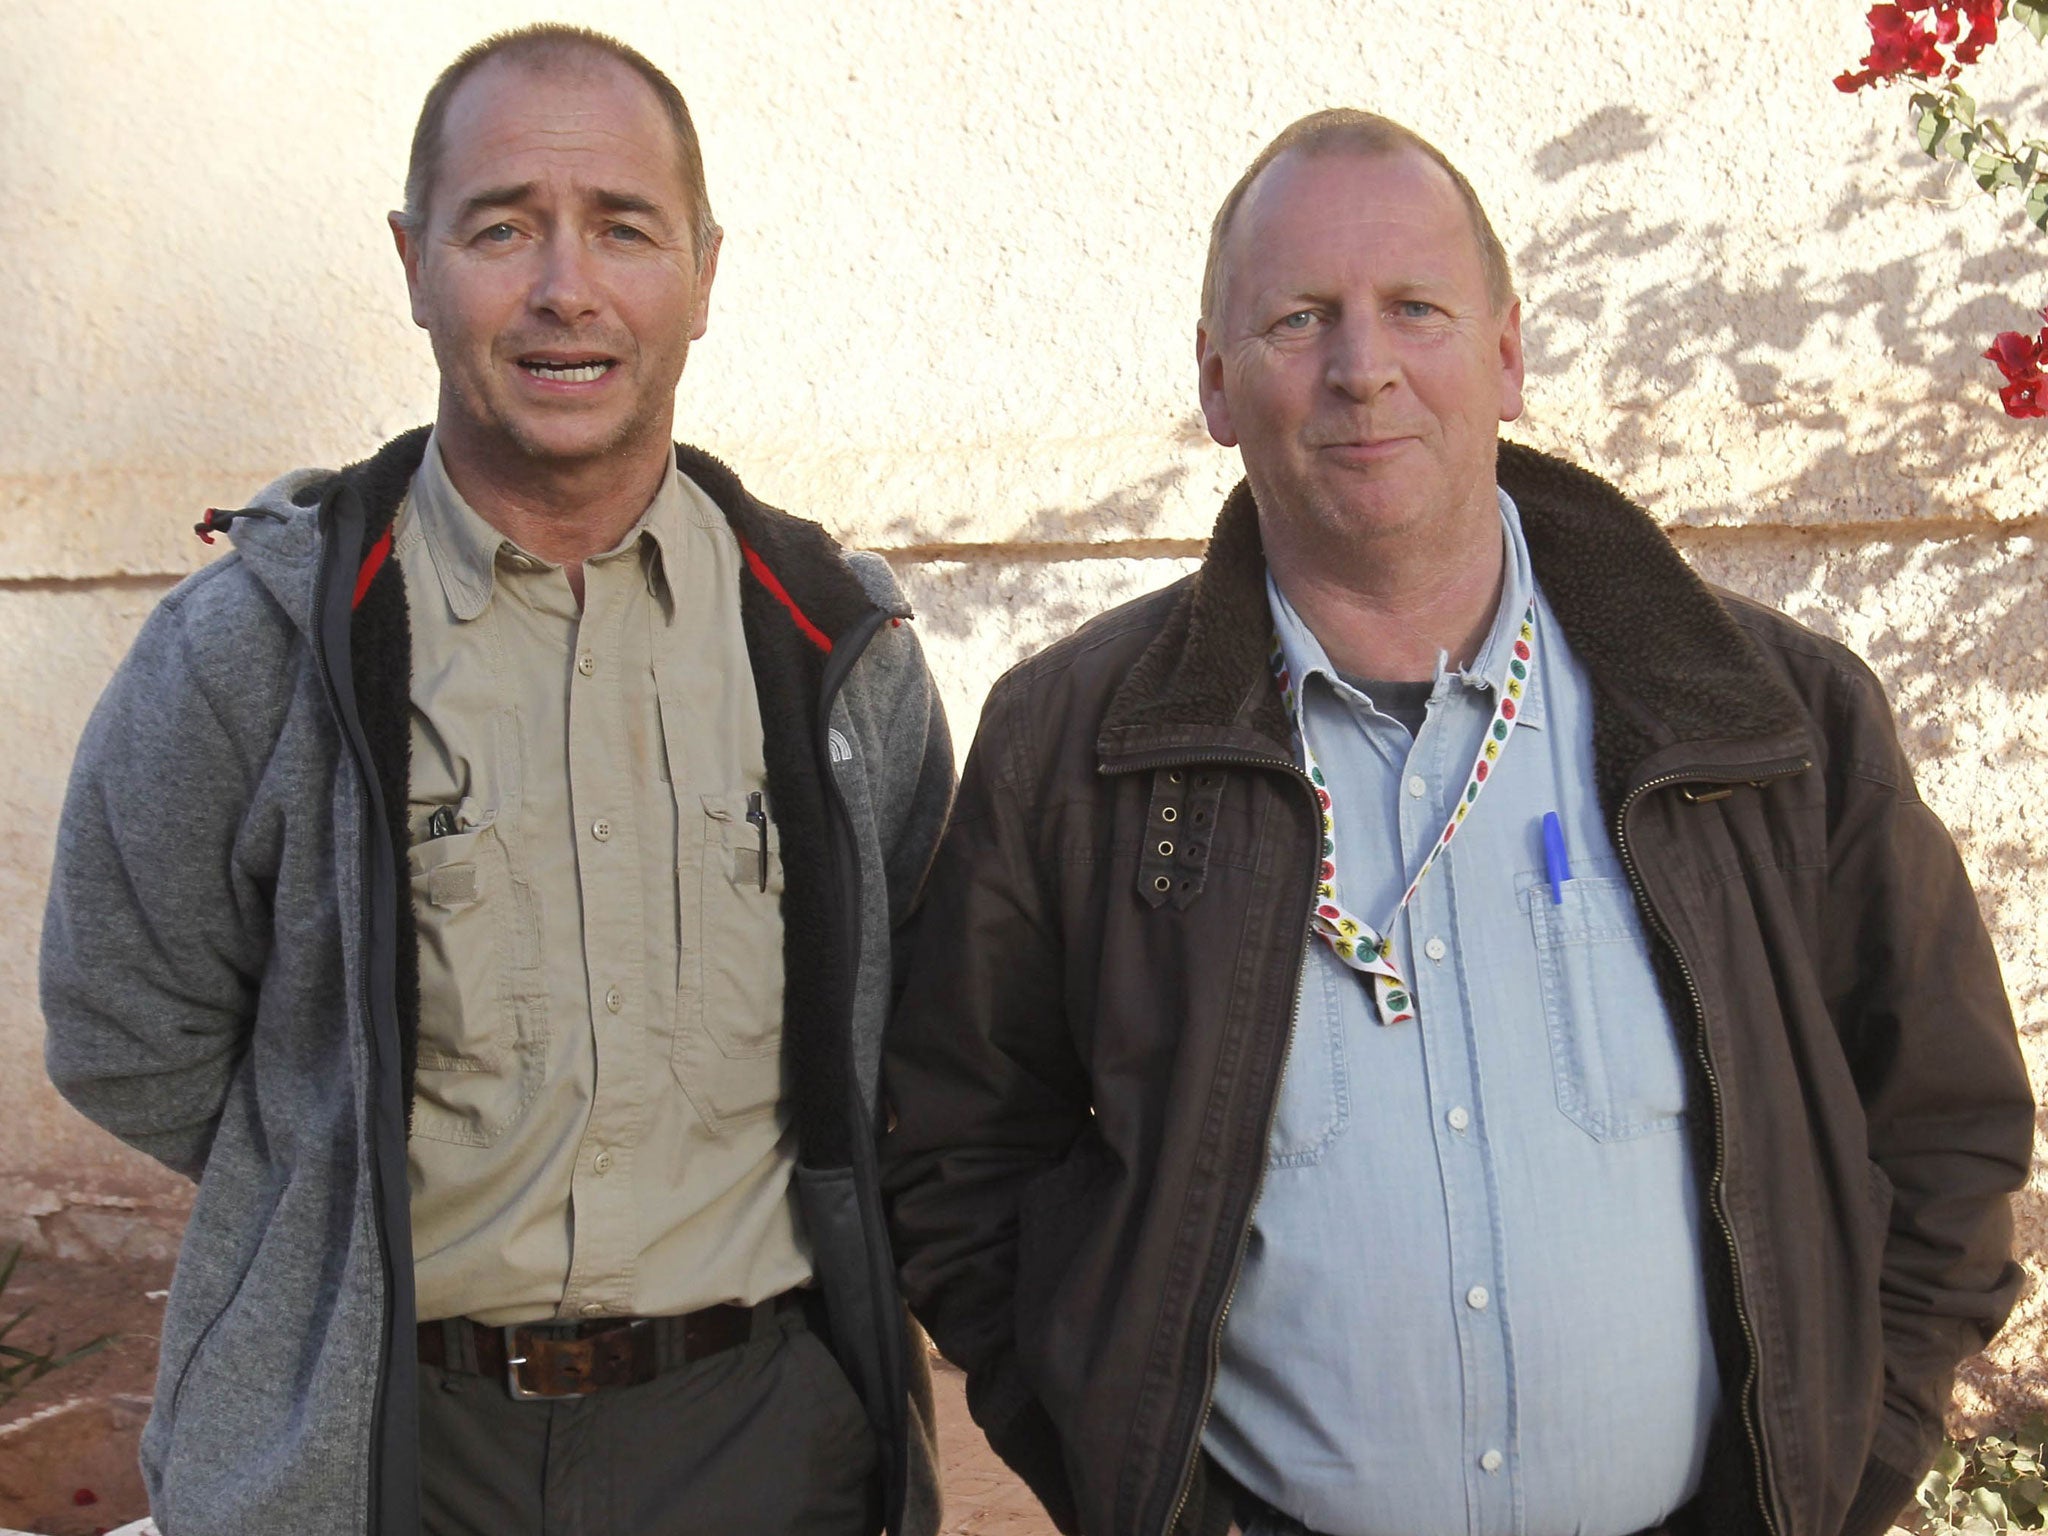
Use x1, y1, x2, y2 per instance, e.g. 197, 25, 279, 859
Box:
397, 23, 719, 266
1202, 109, 1515, 324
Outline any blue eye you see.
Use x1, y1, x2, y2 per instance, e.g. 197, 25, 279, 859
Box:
1397, 300, 1438, 318
1279, 311, 1316, 330
478, 223, 517, 243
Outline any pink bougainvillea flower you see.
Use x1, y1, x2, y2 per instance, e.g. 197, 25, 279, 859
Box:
1954, 0, 2000, 63
1835, 0, 1995, 89
2001, 378, 2047, 418
1983, 310, 2048, 421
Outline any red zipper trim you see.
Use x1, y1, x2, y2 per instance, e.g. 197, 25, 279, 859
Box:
736, 534, 833, 652
352, 527, 393, 610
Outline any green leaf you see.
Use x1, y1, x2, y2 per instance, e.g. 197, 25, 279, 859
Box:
2016, 0, 2048, 43
1974, 153, 2022, 191
1951, 83, 1979, 123
1916, 108, 1949, 157
2010, 1475, 2045, 1511
1948, 128, 1982, 164
1919, 106, 1952, 157
1941, 1447, 1975, 1483
2027, 177, 2048, 233
1982, 117, 2013, 153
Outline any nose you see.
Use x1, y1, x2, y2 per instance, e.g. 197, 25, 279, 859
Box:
529, 232, 600, 324
1324, 311, 1399, 401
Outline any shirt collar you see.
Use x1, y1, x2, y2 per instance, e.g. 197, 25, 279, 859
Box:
1265, 486, 1547, 732
407, 429, 692, 622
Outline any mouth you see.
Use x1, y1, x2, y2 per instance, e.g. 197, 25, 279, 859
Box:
1316, 435, 1415, 460
517, 355, 619, 384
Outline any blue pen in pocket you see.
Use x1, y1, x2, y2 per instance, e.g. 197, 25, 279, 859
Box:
1542, 811, 1571, 903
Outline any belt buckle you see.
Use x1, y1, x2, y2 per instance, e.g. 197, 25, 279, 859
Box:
502, 1323, 554, 1402
502, 1319, 651, 1400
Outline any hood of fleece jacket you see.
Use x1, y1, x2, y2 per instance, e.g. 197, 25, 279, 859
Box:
208, 468, 339, 636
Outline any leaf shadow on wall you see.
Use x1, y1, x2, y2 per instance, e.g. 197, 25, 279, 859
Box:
1520, 94, 2048, 525
1526, 105, 2048, 1427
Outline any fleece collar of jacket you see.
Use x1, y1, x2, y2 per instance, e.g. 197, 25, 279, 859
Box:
313, 425, 885, 1168
1098, 440, 1812, 810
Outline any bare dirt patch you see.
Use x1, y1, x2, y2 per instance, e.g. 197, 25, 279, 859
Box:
0, 1248, 169, 1535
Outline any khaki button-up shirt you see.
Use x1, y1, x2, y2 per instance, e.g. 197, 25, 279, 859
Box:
400, 433, 810, 1326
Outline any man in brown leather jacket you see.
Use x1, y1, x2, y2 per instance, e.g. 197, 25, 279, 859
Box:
881, 110, 2032, 1536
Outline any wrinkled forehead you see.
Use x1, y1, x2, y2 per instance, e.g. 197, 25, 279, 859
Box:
1219, 145, 1482, 307
435, 50, 688, 204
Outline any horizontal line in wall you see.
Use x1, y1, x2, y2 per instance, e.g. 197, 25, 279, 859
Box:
1665, 513, 2047, 545
879, 538, 1211, 563
877, 514, 2045, 563
0, 571, 187, 593
2, 513, 2038, 589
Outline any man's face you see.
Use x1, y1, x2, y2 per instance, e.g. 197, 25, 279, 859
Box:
1197, 147, 1524, 552
392, 55, 718, 473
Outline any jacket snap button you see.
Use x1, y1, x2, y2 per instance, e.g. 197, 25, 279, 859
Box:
1153, 875, 1172, 893
1161, 806, 1178, 823
1157, 841, 1174, 857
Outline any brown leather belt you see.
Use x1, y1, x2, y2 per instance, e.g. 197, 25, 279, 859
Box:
419, 1289, 812, 1400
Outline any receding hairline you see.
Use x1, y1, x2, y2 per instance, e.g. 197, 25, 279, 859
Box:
398, 25, 719, 263
1201, 113, 1516, 326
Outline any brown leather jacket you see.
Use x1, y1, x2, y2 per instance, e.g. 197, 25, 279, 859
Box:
882, 443, 2031, 1536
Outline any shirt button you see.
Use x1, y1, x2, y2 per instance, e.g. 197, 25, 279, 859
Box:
576, 652, 596, 676
604, 985, 624, 1014
1424, 936, 1447, 962
1480, 1449, 1504, 1473
592, 1148, 614, 1175
1447, 1106, 1471, 1132
1466, 1285, 1490, 1310
580, 1301, 608, 1318
592, 819, 612, 842
1406, 775, 1427, 798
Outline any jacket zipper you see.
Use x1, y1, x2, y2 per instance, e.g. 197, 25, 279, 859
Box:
1103, 746, 1322, 1536
814, 608, 915, 1531
1611, 756, 1808, 1536
307, 483, 408, 1536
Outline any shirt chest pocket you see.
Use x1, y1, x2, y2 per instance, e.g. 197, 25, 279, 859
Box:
407, 816, 550, 1146
670, 788, 787, 1133
1527, 874, 1688, 1142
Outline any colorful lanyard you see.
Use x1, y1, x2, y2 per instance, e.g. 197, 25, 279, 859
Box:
1269, 601, 1537, 1026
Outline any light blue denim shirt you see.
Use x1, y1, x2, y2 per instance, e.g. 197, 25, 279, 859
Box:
1203, 490, 1720, 1536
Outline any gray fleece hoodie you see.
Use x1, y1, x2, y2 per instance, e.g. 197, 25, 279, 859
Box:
41, 429, 953, 1536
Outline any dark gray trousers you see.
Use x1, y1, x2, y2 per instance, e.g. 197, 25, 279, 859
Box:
418, 1309, 880, 1536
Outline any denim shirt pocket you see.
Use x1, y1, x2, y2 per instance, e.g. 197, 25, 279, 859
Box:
1526, 873, 1688, 1142
1267, 942, 1353, 1168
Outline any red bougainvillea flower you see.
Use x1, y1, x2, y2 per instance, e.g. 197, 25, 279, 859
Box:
1954, 0, 2001, 63
1983, 309, 2048, 420
1835, 0, 1999, 90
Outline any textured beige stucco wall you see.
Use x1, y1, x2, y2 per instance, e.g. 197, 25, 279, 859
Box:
4, 0, 2044, 1429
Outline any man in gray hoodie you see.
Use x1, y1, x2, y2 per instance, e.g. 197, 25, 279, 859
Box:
41, 23, 951, 1536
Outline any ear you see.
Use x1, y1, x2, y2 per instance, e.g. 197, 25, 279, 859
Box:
689, 227, 723, 341
390, 212, 429, 331
1196, 320, 1238, 448
1496, 299, 1526, 424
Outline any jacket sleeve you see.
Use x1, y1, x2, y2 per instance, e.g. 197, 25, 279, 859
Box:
40, 581, 277, 1179
881, 680, 1091, 1533
1820, 657, 2033, 1532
